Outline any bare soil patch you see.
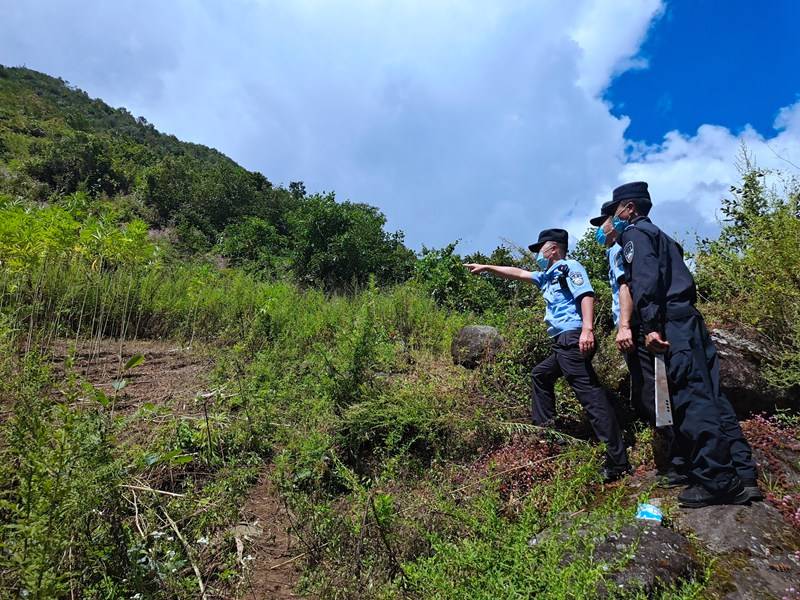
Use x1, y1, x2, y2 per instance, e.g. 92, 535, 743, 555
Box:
238, 472, 305, 599
47, 338, 215, 415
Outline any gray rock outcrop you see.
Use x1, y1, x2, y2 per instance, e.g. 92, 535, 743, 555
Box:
451, 325, 504, 369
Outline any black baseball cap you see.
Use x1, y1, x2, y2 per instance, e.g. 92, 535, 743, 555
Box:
528, 228, 568, 253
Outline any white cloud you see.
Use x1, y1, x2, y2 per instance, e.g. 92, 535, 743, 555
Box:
570, 0, 664, 95
612, 101, 800, 244
0, 0, 669, 252
11, 1, 798, 255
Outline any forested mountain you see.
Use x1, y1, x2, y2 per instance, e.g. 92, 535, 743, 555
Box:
0, 65, 415, 289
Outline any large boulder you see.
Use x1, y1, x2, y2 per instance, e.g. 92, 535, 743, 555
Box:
451, 325, 504, 369
594, 520, 698, 597
530, 516, 698, 597
711, 328, 798, 415
674, 501, 800, 600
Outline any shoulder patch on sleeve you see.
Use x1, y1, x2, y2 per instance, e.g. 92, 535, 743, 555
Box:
569, 270, 584, 286
624, 240, 635, 263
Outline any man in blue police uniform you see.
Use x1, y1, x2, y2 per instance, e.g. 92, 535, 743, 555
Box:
464, 228, 631, 482
591, 199, 687, 486
606, 181, 762, 507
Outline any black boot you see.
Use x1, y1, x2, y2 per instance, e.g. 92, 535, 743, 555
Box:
740, 479, 764, 502
678, 481, 750, 508
657, 469, 689, 489
601, 464, 633, 484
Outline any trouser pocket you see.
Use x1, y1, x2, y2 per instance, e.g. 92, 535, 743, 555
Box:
666, 339, 692, 394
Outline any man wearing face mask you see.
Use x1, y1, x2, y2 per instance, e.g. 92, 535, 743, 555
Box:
591, 196, 687, 487
610, 181, 761, 507
464, 228, 631, 482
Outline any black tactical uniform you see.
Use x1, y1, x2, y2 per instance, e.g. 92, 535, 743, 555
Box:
591, 200, 684, 480
619, 202, 759, 505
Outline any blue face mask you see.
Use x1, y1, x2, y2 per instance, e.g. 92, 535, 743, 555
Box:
611, 216, 628, 233
595, 226, 607, 246
536, 252, 550, 270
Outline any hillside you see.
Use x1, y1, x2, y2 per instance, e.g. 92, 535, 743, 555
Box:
0, 66, 415, 289
1, 67, 800, 599
0, 67, 234, 164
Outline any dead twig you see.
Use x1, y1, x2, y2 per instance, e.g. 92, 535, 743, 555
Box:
161, 506, 208, 600
354, 492, 373, 584
132, 489, 145, 539
120, 483, 185, 498
369, 494, 408, 582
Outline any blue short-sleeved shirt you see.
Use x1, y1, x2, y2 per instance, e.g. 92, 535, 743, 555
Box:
607, 244, 625, 327
531, 259, 594, 337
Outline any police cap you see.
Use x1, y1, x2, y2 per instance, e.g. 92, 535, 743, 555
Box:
589, 200, 618, 226
528, 228, 568, 253
613, 181, 652, 214
589, 182, 652, 226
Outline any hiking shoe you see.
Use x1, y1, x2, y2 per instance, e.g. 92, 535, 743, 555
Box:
678, 483, 750, 508
657, 470, 689, 489
740, 480, 764, 502
602, 464, 633, 484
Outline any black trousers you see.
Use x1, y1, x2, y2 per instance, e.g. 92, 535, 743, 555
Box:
531, 329, 630, 470
664, 312, 757, 493
623, 340, 685, 475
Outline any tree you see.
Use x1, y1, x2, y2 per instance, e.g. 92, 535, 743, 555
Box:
218, 216, 285, 273
571, 227, 609, 284
139, 155, 199, 226
288, 194, 414, 291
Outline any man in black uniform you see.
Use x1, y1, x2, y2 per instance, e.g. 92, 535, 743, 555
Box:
590, 198, 687, 487
608, 181, 762, 507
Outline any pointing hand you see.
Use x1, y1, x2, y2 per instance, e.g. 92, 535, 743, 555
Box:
463, 263, 488, 274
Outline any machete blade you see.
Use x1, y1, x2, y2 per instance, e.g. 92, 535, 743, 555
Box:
654, 353, 674, 427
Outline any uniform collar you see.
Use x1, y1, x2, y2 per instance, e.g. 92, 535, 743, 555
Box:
614, 216, 650, 246
545, 258, 567, 276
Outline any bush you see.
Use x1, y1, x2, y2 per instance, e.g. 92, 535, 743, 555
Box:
0, 358, 133, 597
695, 162, 800, 389
287, 193, 415, 291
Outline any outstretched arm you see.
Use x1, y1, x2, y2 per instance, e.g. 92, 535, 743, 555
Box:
463, 264, 535, 282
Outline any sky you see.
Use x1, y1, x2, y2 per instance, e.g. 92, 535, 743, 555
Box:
1, 0, 799, 253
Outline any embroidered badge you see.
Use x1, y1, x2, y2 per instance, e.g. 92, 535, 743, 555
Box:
624, 241, 635, 263
569, 271, 584, 286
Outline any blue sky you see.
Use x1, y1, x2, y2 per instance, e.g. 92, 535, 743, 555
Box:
1, 1, 799, 253
607, 0, 800, 144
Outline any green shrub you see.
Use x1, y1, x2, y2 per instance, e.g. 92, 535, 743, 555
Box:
0, 358, 134, 598
695, 163, 800, 389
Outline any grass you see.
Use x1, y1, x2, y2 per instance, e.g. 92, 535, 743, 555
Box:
4, 198, 781, 599
0, 254, 720, 598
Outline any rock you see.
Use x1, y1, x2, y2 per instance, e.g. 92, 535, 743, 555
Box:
594, 521, 697, 597
674, 501, 800, 600
536, 517, 698, 597
711, 328, 797, 416
229, 522, 264, 540
451, 325, 504, 369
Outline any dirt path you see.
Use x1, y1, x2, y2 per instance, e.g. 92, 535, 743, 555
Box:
239, 471, 304, 599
